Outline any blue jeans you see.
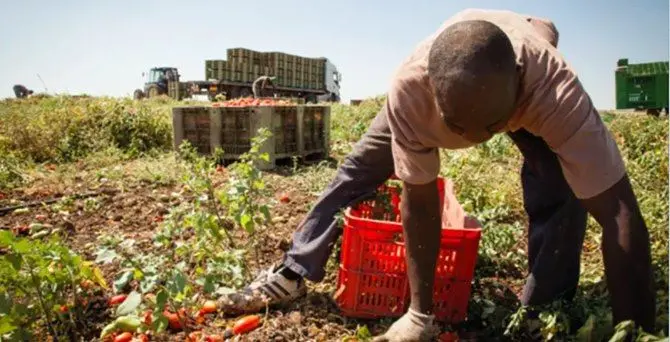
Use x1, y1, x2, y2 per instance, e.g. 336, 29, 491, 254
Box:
283, 102, 588, 306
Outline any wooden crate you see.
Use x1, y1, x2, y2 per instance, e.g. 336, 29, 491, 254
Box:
172, 105, 331, 170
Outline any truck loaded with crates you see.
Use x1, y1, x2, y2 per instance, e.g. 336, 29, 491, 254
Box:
615, 58, 669, 116
134, 48, 342, 103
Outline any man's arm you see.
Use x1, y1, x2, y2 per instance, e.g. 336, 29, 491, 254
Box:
580, 174, 655, 332
400, 179, 442, 314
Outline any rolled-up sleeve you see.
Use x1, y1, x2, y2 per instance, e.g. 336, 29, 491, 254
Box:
527, 16, 560, 47
386, 76, 441, 185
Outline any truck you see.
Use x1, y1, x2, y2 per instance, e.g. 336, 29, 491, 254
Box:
134, 48, 342, 103
615, 58, 669, 116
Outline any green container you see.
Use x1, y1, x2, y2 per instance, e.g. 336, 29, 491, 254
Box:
615, 58, 669, 111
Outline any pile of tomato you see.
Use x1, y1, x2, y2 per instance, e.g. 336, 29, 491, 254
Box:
212, 97, 293, 107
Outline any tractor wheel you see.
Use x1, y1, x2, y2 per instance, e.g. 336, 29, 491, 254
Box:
229, 87, 241, 99
240, 87, 252, 98
147, 85, 161, 98
133, 89, 145, 100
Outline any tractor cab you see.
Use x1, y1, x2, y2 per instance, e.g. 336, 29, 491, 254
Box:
134, 67, 180, 99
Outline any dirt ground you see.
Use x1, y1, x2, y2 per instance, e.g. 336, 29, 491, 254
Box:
0, 164, 520, 342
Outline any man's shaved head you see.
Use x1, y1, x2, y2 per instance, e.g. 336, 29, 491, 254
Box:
428, 20, 519, 143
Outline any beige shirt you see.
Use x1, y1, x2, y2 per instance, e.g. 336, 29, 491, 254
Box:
386, 8, 625, 199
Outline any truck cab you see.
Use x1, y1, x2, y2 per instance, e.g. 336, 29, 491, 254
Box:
134, 67, 180, 99
319, 60, 342, 102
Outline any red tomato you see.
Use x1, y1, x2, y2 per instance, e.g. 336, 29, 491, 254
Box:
12, 225, 30, 236
205, 335, 224, 342
201, 300, 217, 314
163, 310, 184, 330
278, 193, 290, 203
143, 310, 152, 326
137, 334, 150, 342
108, 294, 127, 306
232, 315, 260, 335
113, 332, 133, 342
59, 305, 68, 313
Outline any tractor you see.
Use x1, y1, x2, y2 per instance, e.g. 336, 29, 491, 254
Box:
133, 67, 180, 100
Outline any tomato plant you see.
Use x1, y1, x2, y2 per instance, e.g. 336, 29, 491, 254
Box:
0, 231, 107, 340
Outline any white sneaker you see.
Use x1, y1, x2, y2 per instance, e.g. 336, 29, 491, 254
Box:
217, 264, 307, 315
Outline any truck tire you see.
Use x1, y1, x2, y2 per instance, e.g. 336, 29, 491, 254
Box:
133, 89, 145, 100
647, 108, 660, 117
240, 87, 252, 98
147, 85, 161, 98
228, 87, 240, 99
306, 94, 317, 104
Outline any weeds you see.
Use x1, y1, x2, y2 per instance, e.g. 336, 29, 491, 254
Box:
0, 231, 107, 341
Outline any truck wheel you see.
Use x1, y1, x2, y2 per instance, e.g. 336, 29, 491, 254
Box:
133, 89, 145, 100
229, 88, 240, 99
647, 108, 660, 117
240, 88, 252, 98
147, 85, 160, 98
306, 94, 317, 104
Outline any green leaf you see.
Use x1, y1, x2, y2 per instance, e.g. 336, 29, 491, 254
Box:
575, 315, 596, 342
259, 153, 270, 162
260, 206, 271, 223
5, 254, 22, 270
156, 289, 168, 309
203, 275, 215, 294
115, 291, 141, 317
92, 266, 109, 289
0, 317, 17, 335
0, 293, 12, 315
95, 248, 118, 264
0, 231, 14, 246
171, 272, 187, 294
140, 273, 160, 294
114, 271, 133, 293
240, 214, 253, 233
152, 314, 168, 333
13, 240, 31, 254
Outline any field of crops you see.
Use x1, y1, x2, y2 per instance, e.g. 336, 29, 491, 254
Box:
0, 95, 667, 341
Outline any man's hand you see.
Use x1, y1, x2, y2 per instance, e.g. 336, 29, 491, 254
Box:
372, 308, 440, 342
373, 179, 443, 341
580, 174, 655, 331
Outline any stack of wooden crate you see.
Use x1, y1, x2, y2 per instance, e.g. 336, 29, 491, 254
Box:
205, 48, 326, 90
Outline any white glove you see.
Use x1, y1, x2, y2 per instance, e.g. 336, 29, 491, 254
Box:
372, 308, 440, 342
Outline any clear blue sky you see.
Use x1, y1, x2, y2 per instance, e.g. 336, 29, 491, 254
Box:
1, 0, 668, 109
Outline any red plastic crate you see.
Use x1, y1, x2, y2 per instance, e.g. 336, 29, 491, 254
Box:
335, 177, 482, 323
